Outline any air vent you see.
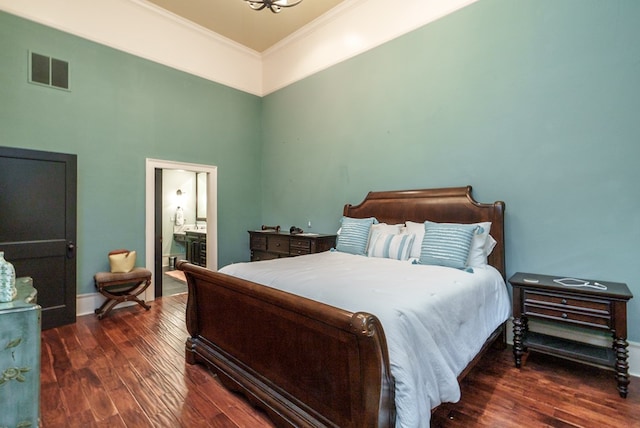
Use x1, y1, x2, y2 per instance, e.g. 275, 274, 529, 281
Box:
29, 51, 69, 90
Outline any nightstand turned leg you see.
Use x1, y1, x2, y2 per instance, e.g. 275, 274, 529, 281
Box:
513, 316, 526, 368
613, 335, 630, 398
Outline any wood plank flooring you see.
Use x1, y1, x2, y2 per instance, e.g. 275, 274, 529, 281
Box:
40, 294, 640, 427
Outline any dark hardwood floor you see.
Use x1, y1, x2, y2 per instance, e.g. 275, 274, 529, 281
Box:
41, 294, 640, 427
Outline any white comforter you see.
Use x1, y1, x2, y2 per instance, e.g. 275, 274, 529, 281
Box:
219, 251, 511, 427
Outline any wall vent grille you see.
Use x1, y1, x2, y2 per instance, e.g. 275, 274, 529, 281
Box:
29, 51, 69, 90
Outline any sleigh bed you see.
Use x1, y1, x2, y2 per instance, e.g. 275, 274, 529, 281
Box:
179, 186, 509, 427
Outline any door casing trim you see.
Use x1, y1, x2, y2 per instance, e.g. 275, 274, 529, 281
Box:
144, 158, 218, 301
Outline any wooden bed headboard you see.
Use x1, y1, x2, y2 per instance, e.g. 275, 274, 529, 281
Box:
343, 186, 506, 279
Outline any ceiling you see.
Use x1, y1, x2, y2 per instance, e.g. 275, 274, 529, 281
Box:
146, 0, 346, 52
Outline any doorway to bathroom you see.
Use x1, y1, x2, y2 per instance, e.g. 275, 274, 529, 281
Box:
144, 159, 217, 300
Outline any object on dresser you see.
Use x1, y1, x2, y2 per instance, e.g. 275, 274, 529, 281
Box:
0, 251, 17, 302
261, 225, 281, 232
289, 226, 304, 235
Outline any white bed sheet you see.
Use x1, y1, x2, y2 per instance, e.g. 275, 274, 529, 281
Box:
219, 251, 511, 427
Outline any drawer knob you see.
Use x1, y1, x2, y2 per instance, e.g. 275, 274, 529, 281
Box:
562, 313, 568, 319
561, 299, 568, 305
276, 243, 280, 247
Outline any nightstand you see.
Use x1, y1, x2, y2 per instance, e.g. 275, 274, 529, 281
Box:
509, 272, 633, 398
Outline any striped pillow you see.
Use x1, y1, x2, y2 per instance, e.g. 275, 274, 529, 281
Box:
335, 217, 377, 255
419, 222, 478, 269
368, 232, 415, 261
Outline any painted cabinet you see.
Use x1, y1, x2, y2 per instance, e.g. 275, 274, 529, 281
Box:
0, 277, 40, 428
185, 231, 206, 266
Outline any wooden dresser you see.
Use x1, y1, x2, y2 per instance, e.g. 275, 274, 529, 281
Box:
0, 277, 40, 427
249, 230, 336, 261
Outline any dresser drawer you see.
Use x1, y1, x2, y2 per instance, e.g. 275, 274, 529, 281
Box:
250, 234, 267, 251
267, 235, 290, 255
523, 290, 611, 329
290, 238, 311, 255
249, 231, 336, 262
251, 250, 279, 262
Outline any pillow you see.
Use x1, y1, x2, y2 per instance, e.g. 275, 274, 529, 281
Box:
108, 249, 137, 273
367, 232, 415, 261
405, 221, 426, 259
335, 217, 378, 255
370, 223, 404, 235
405, 220, 497, 264
465, 221, 492, 267
419, 222, 478, 269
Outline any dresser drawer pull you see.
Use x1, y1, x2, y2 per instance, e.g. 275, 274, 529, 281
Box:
561, 299, 567, 305
562, 313, 568, 319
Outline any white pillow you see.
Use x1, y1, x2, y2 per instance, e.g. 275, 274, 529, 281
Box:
404, 221, 426, 259
370, 223, 404, 235
465, 221, 493, 267
367, 232, 415, 261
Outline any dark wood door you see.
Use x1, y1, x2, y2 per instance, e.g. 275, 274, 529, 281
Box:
0, 146, 77, 329
154, 167, 163, 297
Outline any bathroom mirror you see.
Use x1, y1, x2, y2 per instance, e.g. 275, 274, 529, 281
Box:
196, 172, 207, 221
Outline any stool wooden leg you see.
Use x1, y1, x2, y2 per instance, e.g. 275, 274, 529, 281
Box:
96, 298, 121, 320
95, 276, 152, 319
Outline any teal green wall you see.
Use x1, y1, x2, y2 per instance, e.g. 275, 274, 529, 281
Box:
0, 12, 262, 295
2, 1, 640, 343
261, 0, 640, 341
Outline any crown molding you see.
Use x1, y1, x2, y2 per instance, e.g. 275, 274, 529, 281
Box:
261, 0, 480, 95
0, 0, 479, 97
0, 0, 263, 95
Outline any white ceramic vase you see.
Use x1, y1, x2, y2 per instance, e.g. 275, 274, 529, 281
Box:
0, 251, 17, 302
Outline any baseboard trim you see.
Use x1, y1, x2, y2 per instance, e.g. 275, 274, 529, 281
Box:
76, 292, 138, 317
506, 318, 639, 378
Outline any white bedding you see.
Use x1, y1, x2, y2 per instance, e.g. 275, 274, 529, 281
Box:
219, 251, 511, 427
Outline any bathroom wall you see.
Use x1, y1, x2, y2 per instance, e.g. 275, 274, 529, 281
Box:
162, 170, 197, 264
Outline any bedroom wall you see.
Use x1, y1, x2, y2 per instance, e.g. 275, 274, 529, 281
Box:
260, 0, 640, 342
0, 11, 262, 295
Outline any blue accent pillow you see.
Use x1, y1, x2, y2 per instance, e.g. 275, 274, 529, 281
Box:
335, 216, 378, 255
419, 222, 479, 269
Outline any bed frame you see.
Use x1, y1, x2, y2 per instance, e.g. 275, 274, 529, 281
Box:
179, 186, 506, 427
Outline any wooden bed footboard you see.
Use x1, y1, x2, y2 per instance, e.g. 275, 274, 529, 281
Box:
180, 261, 396, 428
180, 186, 507, 426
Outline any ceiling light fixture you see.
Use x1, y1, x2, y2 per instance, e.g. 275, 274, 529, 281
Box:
243, 0, 303, 13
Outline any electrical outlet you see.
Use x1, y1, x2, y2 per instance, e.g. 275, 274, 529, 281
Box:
307, 220, 312, 228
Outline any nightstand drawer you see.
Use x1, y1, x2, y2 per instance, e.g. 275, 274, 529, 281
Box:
524, 290, 611, 328
290, 238, 311, 255
524, 290, 611, 314
267, 235, 290, 254
523, 303, 611, 328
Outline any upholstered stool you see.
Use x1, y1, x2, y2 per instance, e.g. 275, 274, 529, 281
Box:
94, 268, 152, 319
